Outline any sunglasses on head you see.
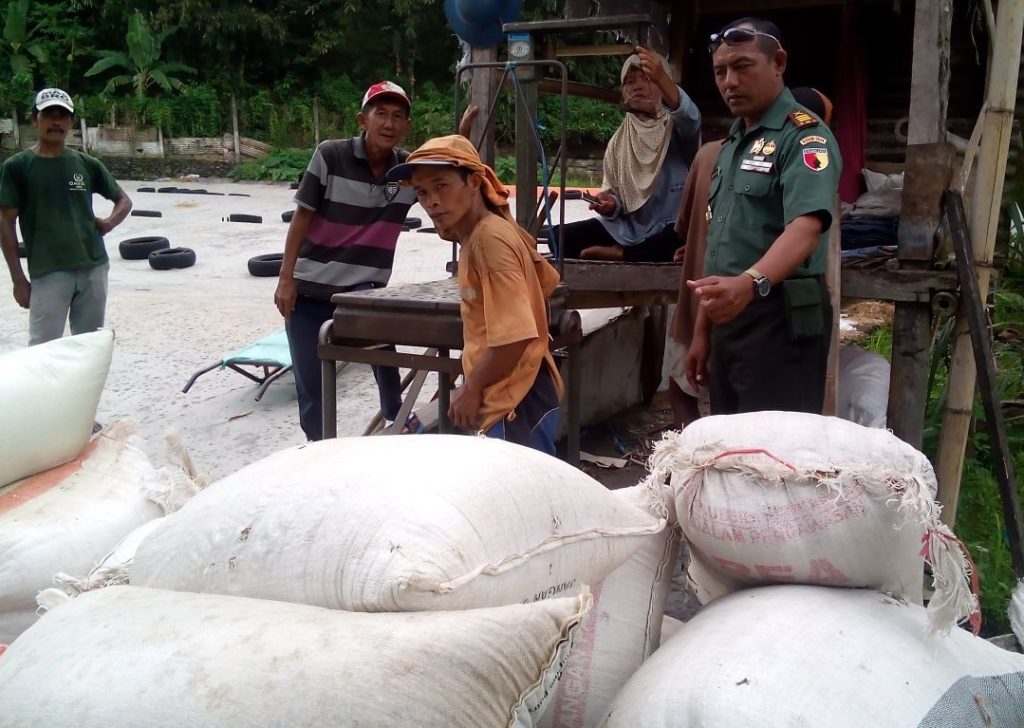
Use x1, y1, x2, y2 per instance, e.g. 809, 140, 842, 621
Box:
708, 27, 781, 54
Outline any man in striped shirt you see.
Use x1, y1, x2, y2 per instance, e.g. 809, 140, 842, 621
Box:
275, 81, 417, 440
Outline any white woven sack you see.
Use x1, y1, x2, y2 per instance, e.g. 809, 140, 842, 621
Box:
838, 344, 890, 428
1010, 582, 1024, 650
602, 586, 1024, 728
0, 423, 199, 643
539, 486, 679, 728
132, 436, 664, 611
0, 329, 113, 487
644, 412, 978, 634
0, 586, 591, 728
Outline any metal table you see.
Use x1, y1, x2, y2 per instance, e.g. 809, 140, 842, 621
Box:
318, 278, 583, 463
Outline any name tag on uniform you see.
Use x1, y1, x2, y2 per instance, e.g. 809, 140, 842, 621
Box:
740, 159, 774, 174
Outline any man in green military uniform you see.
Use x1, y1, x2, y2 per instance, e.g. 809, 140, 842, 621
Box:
1, 88, 132, 345
685, 18, 841, 415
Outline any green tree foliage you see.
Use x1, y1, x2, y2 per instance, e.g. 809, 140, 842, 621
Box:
84, 11, 195, 99
0, 0, 47, 107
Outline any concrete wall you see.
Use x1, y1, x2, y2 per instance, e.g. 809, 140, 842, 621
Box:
557, 307, 645, 437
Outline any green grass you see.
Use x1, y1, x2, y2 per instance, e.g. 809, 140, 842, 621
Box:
862, 248, 1024, 634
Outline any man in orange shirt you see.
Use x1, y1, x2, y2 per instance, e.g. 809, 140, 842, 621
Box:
387, 135, 563, 454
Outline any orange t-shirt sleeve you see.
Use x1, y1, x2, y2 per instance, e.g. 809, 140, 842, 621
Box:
475, 230, 542, 348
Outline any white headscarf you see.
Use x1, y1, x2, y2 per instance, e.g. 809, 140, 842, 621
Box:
601, 52, 674, 214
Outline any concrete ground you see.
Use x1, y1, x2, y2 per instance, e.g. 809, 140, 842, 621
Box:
0, 178, 599, 480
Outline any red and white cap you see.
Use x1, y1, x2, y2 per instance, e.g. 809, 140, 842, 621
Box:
361, 81, 410, 112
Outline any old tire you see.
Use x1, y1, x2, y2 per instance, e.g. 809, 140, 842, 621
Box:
138, 186, 156, 193
226, 213, 262, 224
281, 210, 294, 223
404, 217, 422, 229
131, 209, 163, 218
149, 247, 196, 271
120, 236, 170, 260
156, 186, 178, 193
248, 253, 283, 277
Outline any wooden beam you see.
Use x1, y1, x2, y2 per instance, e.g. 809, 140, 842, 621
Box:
839, 268, 958, 303
538, 78, 621, 105
886, 0, 953, 450
469, 47, 499, 166
552, 43, 634, 57
504, 14, 653, 35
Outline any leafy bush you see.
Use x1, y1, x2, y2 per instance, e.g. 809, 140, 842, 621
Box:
231, 147, 312, 182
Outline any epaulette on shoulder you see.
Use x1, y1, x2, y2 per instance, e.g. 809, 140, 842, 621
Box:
789, 109, 819, 129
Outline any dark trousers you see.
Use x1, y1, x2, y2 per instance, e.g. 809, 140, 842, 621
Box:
484, 365, 561, 456
285, 295, 402, 441
708, 281, 832, 416
555, 218, 682, 262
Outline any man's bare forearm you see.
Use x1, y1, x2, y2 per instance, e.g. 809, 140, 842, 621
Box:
463, 339, 532, 395
752, 215, 823, 283
0, 213, 26, 284
107, 191, 133, 227
280, 206, 315, 279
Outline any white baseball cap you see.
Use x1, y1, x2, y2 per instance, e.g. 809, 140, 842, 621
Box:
34, 88, 74, 114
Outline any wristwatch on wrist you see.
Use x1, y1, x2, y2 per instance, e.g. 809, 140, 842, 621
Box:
744, 268, 771, 297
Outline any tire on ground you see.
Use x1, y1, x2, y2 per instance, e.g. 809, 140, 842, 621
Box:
148, 247, 196, 271
156, 187, 178, 193
226, 213, 262, 223
281, 210, 294, 223
131, 210, 163, 218
119, 236, 170, 260
247, 253, 283, 278
404, 217, 422, 229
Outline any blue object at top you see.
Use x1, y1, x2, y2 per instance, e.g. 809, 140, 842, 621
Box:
444, 0, 523, 48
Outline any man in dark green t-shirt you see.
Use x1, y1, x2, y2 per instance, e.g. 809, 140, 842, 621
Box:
0, 88, 132, 345
685, 18, 841, 415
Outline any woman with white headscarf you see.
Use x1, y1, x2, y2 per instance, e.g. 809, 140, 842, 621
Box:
557, 45, 701, 262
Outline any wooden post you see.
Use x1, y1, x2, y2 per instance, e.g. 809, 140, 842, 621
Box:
936, 0, 1024, 525
11, 109, 20, 149
469, 47, 498, 166
886, 0, 953, 450
79, 117, 88, 153
312, 95, 321, 147
157, 124, 165, 159
230, 93, 241, 165
514, 44, 539, 229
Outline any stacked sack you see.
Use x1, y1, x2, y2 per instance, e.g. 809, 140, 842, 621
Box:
602, 411, 1024, 726
0, 435, 677, 727
0, 331, 200, 643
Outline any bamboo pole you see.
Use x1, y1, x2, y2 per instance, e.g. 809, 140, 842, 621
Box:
936, 0, 1024, 526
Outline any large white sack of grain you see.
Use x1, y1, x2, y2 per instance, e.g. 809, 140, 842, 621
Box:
838, 344, 890, 428
602, 585, 1024, 728
539, 485, 679, 728
132, 436, 665, 611
0, 423, 199, 643
644, 411, 977, 633
1011, 582, 1024, 650
0, 329, 113, 487
0, 585, 591, 728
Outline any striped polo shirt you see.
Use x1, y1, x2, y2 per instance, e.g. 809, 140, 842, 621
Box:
292, 134, 417, 300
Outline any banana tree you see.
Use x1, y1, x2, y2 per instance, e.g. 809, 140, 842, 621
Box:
84, 11, 195, 100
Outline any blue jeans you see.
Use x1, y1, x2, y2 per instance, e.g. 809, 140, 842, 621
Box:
484, 366, 560, 456
285, 295, 402, 441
